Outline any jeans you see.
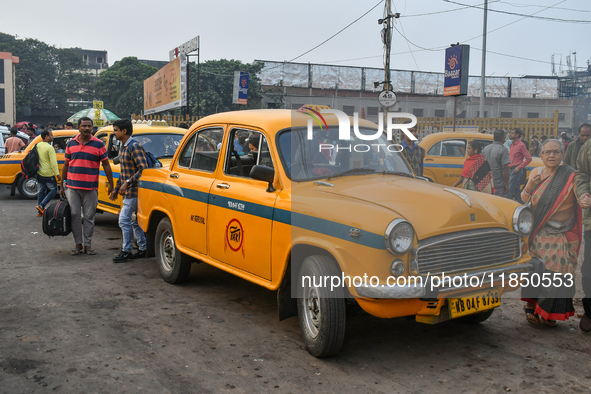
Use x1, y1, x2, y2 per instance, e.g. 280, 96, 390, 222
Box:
507, 167, 524, 204
119, 197, 146, 253
37, 175, 58, 209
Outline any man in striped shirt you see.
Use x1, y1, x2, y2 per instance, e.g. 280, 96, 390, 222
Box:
59, 117, 114, 255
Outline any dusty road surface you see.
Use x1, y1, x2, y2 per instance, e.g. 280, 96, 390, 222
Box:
1, 186, 590, 394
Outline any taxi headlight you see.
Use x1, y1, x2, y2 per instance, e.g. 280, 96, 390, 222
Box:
513, 206, 533, 236
384, 219, 415, 255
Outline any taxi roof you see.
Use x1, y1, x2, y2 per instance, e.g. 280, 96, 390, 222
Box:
420, 132, 493, 145
97, 124, 187, 134
191, 109, 379, 134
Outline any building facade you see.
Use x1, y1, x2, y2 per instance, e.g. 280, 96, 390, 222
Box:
0, 52, 19, 126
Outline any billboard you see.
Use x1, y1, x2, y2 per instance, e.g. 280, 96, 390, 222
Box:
144, 56, 186, 115
232, 71, 249, 105
444, 45, 469, 96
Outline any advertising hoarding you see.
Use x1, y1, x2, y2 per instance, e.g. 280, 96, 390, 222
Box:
144, 56, 187, 115
444, 45, 470, 96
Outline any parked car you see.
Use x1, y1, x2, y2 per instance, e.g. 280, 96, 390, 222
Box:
419, 132, 543, 186
0, 130, 78, 199
95, 122, 187, 215
137, 109, 539, 357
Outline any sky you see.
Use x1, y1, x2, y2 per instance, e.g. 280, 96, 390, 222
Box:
2, 0, 590, 78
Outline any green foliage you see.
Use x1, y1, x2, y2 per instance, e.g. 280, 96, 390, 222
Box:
0, 32, 93, 118
94, 57, 158, 117
190, 59, 265, 117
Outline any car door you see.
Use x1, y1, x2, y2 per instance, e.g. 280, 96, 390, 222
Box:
95, 131, 123, 213
207, 127, 278, 280
166, 127, 225, 255
424, 138, 467, 186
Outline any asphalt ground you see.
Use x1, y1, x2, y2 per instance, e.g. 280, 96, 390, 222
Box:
0, 185, 590, 393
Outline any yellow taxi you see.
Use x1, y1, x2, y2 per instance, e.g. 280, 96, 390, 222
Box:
0, 130, 78, 199
94, 122, 187, 214
137, 109, 540, 357
419, 132, 543, 186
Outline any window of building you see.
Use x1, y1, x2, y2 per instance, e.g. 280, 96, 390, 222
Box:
476, 111, 488, 117
0, 88, 5, 113
558, 113, 566, 121
83, 54, 88, 63
0, 60, 4, 84
291, 103, 302, 110
412, 108, 424, 117
434, 109, 445, 118
342, 105, 355, 116
457, 110, 466, 119
96, 57, 103, 63
267, 102, 277, 109
501, 112, 512, 118
367, 106, 379, 116
527, 112, 539, 118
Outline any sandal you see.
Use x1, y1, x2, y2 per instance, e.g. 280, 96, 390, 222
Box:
524, 306, 541, 325
85, 249, 97, 255
540, 317, 558, 327
71, 249, 84, 255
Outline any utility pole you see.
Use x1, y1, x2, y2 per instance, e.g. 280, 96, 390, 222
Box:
479, 0, 488, 120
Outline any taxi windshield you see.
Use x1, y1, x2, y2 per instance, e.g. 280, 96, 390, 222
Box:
132, 133, 184, 158
277, 127, 413, 182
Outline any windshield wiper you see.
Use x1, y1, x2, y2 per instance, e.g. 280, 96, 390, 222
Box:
327, 167, 376, 180
381, 171, 414, 178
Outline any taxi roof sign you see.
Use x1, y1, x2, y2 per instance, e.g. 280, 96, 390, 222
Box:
147, 120, 169, 127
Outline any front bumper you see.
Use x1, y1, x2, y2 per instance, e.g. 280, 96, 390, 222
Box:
355, 258, 544, 299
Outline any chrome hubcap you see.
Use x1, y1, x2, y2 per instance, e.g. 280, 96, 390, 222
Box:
24, 179, 39, 196
160, 231, 175, 272
304, 286, 321, 338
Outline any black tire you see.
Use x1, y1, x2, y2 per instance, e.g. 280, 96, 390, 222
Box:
297, 255, 346, 358
456, 308, 495, 324
17, 176, 39, 199
154, 217, 192, 284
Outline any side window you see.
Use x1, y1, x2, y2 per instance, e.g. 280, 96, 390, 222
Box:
225, 129, 273, 177
178, 134, 196, 168
190, 128, 223, 172
95, 132, 108, 146
108, 135, 120, 159
427, 141, 441, 156
52, 137, 69, 153
441, 140, 467, 157
474, 139, 493, 150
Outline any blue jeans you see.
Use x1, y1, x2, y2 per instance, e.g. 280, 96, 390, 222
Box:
507, 167, 524, 204
119, 197, 146, 253
37, 175, 58, 209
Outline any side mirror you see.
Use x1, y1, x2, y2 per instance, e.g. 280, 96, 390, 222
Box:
250, 165, 275, 192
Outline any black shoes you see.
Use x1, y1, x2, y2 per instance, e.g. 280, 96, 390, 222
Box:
132, 250, 146, 259
113, 249, 146, 263
113, 251, 133, 263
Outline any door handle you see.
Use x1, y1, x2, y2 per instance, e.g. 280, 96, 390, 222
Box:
425, 158, 434, 161
216, 183, 230, 189
169, 173, 179, 179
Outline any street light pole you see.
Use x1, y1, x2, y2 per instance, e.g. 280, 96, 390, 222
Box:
479, 0, 488, 120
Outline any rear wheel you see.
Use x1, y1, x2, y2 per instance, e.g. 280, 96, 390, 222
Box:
155, 217, 192, 284
456, 308, 495, 324
17, 176, 39, 199
297, 255, 346, 357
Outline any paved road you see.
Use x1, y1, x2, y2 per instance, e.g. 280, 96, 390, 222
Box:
1, 186, 590, 393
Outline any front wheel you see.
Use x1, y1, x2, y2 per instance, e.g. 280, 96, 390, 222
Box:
17, 176, 39, 199
455, 308, 495, 324
155, 217, 192, 284
297, 255, 346, 358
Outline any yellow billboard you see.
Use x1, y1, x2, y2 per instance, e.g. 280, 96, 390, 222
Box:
144, 56, 186, 115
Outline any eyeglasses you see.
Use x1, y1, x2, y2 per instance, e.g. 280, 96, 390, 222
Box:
541, 150, 561, 156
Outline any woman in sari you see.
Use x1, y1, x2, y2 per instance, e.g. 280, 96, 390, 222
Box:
521, 139, 582, 326
452, 140, 493, 193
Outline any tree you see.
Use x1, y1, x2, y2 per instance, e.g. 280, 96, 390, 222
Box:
94, 57, 158, 117
189, 59, 265, 117
0, 32, 93, 120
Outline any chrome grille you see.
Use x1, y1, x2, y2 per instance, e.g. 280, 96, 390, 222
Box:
414, 228, 521, 275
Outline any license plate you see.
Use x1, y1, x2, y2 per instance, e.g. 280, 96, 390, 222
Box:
448, 288, 500, 319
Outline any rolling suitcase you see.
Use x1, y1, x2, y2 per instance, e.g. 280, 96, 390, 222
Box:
42, 198, 71, 237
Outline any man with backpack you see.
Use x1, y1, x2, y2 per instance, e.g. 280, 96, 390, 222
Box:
109, 119, 149, 263
35, 130, 60, 215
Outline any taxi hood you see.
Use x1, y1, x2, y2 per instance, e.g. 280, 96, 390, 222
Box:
297, 175, 514, 239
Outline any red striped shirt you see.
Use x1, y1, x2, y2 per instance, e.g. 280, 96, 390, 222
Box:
64, 134, 108, 190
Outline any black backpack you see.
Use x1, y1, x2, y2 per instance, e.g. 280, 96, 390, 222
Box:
21, 144, 39, 178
